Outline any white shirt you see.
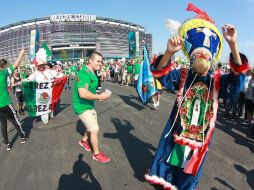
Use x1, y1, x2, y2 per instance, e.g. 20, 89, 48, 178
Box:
114, 65, 120, 73
24, 69, 63, 82
245, 77, 254, 101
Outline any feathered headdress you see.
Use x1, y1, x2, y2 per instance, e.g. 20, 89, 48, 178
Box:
166, 3, 223, 63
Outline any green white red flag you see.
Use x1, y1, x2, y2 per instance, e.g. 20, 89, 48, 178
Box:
22, 76, 67, 116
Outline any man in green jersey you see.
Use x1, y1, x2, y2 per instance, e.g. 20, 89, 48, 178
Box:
70, 64, 76, 80
126, 60, 134, 86
0, 48, 27, 151
73, 52, 111, 163
133, 59, 141, 86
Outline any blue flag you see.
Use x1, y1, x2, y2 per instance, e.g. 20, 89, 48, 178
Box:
136, 45, 157, 104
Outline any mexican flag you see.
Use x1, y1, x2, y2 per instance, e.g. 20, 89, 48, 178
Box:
41, 41, 52, 61
167, 144, 195, 169
33, 41, 53, 64
22, 76, 67, 116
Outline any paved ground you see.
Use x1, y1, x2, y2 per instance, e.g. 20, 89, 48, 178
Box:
0, 81, 253, 190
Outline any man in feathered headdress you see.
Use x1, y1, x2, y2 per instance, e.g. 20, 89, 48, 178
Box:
145, 3, 248, 190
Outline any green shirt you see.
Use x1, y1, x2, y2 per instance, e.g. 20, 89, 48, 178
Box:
127, 64, 133, 74
20, 72, 28, 79
134, 63, 141, 74
72, 66, 98, 115
71, 66, 77, 72
64, 68, 71, 75
0, 66, 14, 108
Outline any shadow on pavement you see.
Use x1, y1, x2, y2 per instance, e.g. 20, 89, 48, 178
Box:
215, 107, 254, 153
20, 116, 38, 136
234, 164, 254, 189
104, 118, 156, 182
57, 154, 102, 190
214, 177, 237, 190
76, 119, 85, 137
10, 132, 19, 146
118, 94, 155, 111
118, 95, 146, 111
53, 99, 71, 117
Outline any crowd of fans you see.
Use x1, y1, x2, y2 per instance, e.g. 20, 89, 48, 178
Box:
5, 55, 254, 137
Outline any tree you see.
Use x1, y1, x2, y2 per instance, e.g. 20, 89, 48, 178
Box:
60, 50, 69, 61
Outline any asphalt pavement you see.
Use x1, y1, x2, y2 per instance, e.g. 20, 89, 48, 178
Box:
0, 81, 253, 190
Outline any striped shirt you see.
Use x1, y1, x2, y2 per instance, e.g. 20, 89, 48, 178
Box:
245, 77, 254, 101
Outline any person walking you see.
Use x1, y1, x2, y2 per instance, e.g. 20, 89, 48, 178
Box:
0, 48, 27, 151
11, 69, 25, 115
244, 69, 254, 127
73, 51, 111, 163
144, 3, 249, 189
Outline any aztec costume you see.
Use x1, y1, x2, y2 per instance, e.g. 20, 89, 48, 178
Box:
145, 3, 249, 190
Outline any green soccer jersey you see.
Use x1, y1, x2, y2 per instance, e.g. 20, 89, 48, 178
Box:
20, 72, 28, 79
0, 66, 14, 108
127, 64, 133, 74
134, 63, 141, 74
71, 66, 77, 72
72, 66, 98, 115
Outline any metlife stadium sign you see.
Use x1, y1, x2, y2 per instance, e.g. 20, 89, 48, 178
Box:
50, 14, 96, 22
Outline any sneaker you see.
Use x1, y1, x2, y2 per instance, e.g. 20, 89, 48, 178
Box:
21, 137, 28, 144
243, 121, 250, 125
79, 140, 91, 152
6, 143, 11, 151
92, 152, 110, 163
42, 121, 48, 125
50, 112, 54, 119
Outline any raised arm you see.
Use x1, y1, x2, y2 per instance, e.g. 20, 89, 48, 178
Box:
156, 35, 184, 70
150, 36, 183, 91
13, 48, 26, 70
222, 24, 241, 65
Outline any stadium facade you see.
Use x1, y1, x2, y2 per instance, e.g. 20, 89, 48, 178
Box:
0, 14, 152, 63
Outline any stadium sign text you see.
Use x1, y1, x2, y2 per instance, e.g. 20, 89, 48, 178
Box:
50, 14, 96, 22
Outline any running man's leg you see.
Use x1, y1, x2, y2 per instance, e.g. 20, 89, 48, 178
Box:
79, 110, 100, 153
0, 113, 9, 144
1, 105, 26, 138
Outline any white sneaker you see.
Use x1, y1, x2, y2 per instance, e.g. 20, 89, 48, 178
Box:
41, 114, 49, 125
50, 112, 54, 119
42, 120, 49, 125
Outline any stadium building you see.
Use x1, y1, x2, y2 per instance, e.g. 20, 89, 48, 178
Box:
0, 14, 152, 63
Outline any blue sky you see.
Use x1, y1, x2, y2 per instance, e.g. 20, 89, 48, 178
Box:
0, 0, 254, 66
